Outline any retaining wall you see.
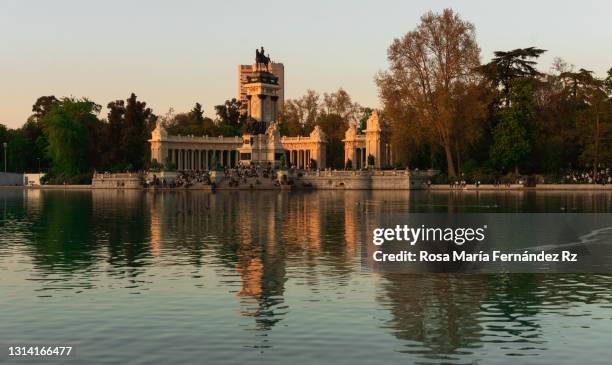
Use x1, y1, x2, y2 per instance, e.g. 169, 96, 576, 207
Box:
0, 172, 24, 186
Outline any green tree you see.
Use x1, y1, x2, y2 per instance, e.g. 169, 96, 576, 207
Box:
106, 99, 125, 167
215, 98, 245, 128
489, 78, 535, 172
317, 113, 347, 169
31, 95, 59, 121
165, 103, 219, 137
120, 93, 156, 170
560, 69, 611, 175
478, 47, 546, 106
42, 98, 101, 177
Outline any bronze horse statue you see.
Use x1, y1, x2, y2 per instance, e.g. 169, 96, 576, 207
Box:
255, 46, 271, 71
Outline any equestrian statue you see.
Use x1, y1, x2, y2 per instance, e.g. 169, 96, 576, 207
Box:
255, 46, 272, 71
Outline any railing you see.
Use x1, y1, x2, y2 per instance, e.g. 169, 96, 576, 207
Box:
164, 135, 243, 143
301, 169, 439, 178
93, 172, 143, 179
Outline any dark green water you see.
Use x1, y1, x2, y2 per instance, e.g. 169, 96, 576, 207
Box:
1, 189, 612, 364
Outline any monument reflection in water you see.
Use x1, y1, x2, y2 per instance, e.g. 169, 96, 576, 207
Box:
1, 189, 612, 364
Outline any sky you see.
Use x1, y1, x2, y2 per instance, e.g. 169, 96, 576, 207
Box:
1, 0, 611, 128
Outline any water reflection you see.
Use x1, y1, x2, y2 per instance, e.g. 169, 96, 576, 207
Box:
1, 189, 612, 363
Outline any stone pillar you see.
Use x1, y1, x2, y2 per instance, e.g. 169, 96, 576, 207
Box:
271, 95, 279, 121
258, 95, 267, 122
299, 150, 304, 169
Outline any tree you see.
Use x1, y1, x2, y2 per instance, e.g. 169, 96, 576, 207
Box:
489, 78, 535, 173
279, 90, 320, 136
120, 93, 156, 170
31, 95, 59, 121
478, 47, 546, 105
322, 88, 361, 124
376, 9, 482, 177
188, 102, 205, 123
106, 100, 125, 166
560, 69, 611, 176
317, 113, 347, 169
42, 98, 102, 177
165, 103, 218, 137
215, 98, 245, 128
357, 107, 373, 132
0, 124, 8, 171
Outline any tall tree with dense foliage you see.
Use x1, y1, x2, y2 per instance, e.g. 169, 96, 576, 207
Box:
376, 8, 482, 177
42, 98, 102, 179
317, 113, 347, 169
489, 78, 535, 173
164, 103, 218, 137
560, 69, 611, 175
478, 47, 546, 106
120, 93, 156, 170
106, 99, 126, 167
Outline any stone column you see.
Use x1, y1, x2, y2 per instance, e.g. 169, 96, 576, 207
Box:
258, 95, 267, 122
271, 95, 279, 121
300, 150, 304, 169
363, 149, 366, 169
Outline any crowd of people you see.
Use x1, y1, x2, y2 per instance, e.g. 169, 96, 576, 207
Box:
561, 167, 612, 184
145, 163, 284, 189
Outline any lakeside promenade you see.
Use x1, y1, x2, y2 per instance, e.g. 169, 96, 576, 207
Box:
2, 183, 612, 191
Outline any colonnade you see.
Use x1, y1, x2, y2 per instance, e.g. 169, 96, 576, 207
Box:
286, 149, 312, 169
353, 147, 367, 170
167, 148, 239, 171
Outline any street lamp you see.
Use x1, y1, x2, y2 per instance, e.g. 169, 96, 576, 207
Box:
2, 142, 7, 173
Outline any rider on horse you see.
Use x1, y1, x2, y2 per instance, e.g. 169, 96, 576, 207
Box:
255, 46, 271, 71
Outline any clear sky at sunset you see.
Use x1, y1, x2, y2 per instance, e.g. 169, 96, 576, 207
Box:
1, 0, 610, 128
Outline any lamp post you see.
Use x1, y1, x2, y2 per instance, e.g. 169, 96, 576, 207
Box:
2, 142, 6, 173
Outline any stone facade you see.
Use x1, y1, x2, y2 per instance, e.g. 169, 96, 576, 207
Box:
238, 63, 284, 111
299, 170, 429, 190
342, 111, 390, 169
149, 122, 328, 170
150, 60, 328, 170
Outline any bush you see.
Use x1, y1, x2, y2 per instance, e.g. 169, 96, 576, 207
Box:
41, 170, 92, 185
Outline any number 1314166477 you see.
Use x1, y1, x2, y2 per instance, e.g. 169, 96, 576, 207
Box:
8, 346, 73, 357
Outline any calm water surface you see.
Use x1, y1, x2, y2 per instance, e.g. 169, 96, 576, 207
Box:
1, 189, 612, 364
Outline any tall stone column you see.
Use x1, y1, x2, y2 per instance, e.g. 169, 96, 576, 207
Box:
258, 95, 267, 122
271, 96, 279, 121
